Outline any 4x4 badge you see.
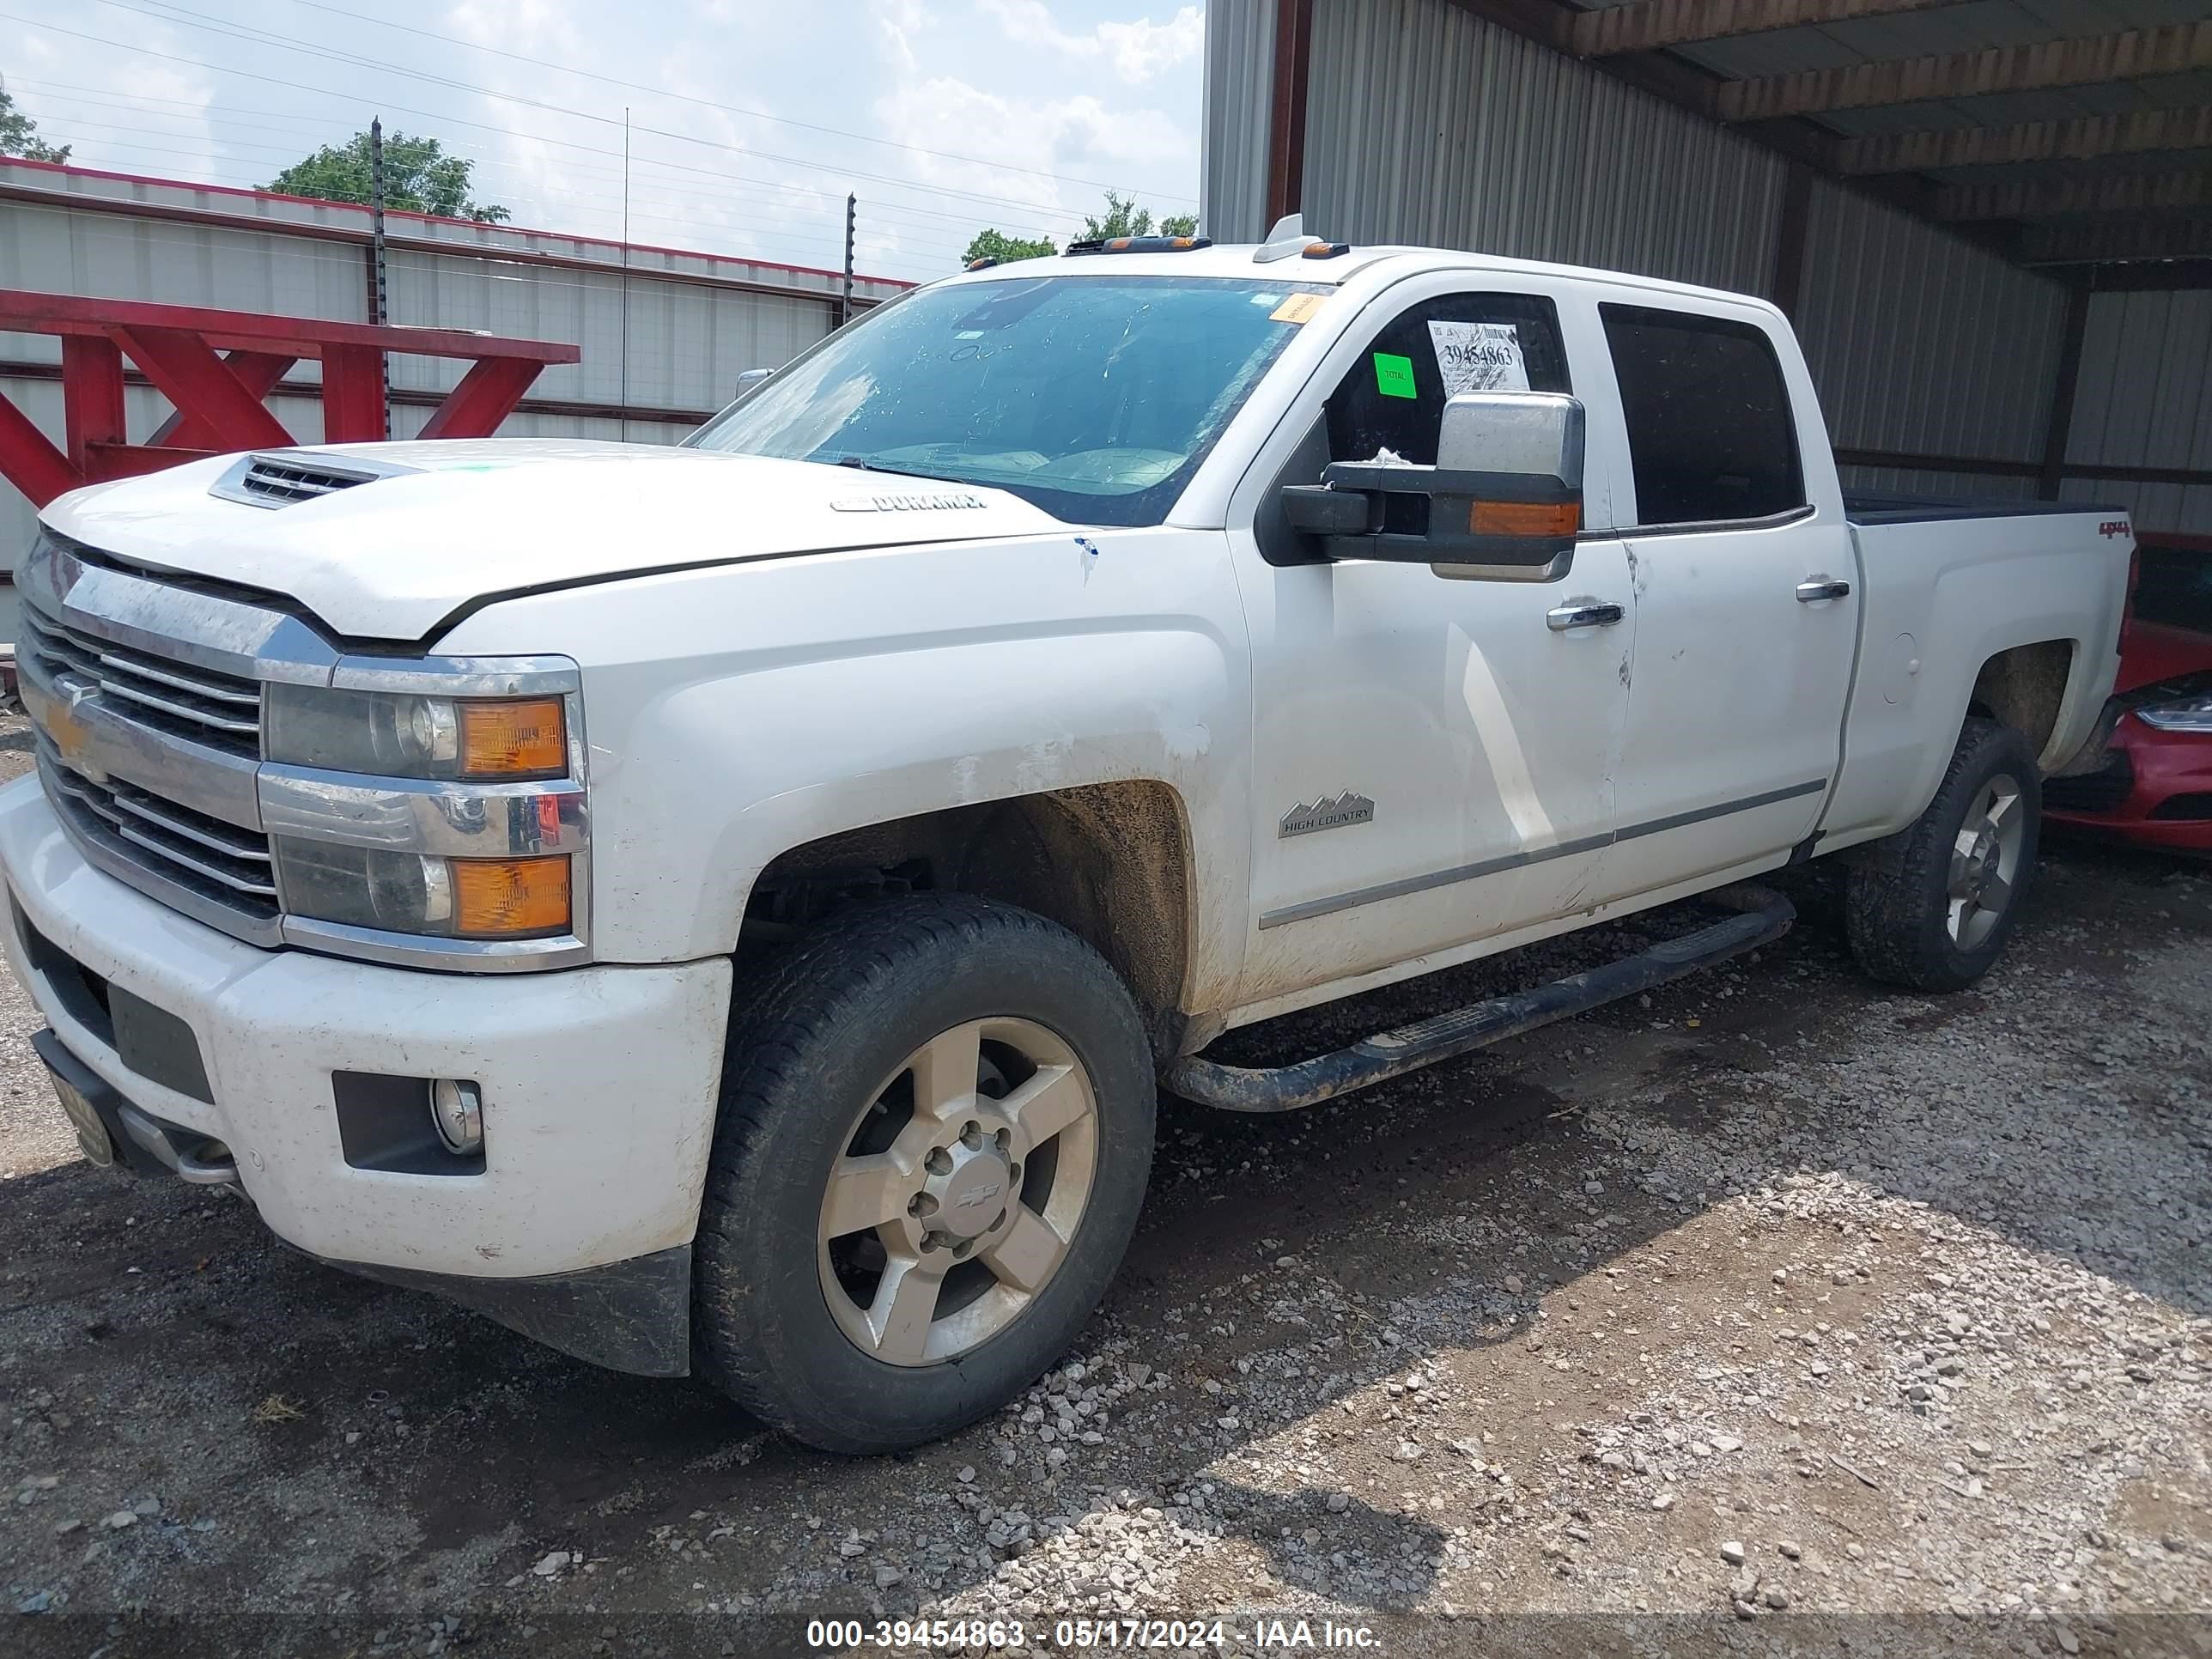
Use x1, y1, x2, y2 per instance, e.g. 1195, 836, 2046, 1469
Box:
1279, 792, 1375, 838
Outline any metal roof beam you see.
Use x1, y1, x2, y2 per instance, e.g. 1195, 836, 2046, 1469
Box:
1936, 169, 2212, 222
2075, 259, 2212, 292
2020, 214, 2212, 266
1838, 106, 2212, 173
1573, 0, 1955, 58
1717, 21, 2212, 121
1439, 0, 2039, 257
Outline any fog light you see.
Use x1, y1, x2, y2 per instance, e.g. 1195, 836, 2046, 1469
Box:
428, 1079, 483, 1156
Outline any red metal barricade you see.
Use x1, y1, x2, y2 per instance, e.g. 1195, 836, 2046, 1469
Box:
0, 289, 582, 507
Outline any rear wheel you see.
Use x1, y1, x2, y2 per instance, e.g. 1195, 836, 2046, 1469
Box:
694, 896, 1155, 1453
1845, 717, 2040, 993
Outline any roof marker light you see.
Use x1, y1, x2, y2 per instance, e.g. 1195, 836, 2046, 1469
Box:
1066, 234, 1214, 258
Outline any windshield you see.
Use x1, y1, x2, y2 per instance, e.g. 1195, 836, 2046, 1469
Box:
684, 274, 1324, 527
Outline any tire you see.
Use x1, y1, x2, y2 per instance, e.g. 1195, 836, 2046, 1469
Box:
693, 895, 1156, 1454
1845, 716, 2041, 994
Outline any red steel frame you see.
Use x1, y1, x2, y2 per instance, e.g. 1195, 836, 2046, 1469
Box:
0, 288, 581, 508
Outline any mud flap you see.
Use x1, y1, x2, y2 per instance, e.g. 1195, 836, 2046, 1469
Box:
314, 1244, 694, 1377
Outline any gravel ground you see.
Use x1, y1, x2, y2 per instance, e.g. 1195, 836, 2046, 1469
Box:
2, 701, 2207, 1656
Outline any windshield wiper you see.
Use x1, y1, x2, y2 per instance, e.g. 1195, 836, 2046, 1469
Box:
830, 454, 942, 481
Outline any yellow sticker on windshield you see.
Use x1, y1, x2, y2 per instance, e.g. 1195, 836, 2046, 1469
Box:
1270, 293, 1327, 325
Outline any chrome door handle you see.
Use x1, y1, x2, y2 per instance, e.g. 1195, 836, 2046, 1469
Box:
1796, 576, 1852, 603
1547, 599, 1625, 632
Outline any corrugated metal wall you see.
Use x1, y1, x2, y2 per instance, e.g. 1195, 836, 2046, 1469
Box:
2062, 289, 2212, 535
1202, 0, 1278, 246
1198, 0, 2211, 534
0, 159, 909, 577
1794, 178, 2069, 489
385, 249, 833, 415
1297, 0, 1787, 295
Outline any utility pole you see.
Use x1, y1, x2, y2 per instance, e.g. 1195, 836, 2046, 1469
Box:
841, 193, 855, 328
620, 107, 633, 443
368, 117, 391, 439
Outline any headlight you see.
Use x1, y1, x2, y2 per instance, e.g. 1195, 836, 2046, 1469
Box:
2138, 695, 2212, 733
267, 684, 568, 779
273, 840, 573, 939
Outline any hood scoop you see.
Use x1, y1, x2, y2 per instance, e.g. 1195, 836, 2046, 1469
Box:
210, 449, 424, 508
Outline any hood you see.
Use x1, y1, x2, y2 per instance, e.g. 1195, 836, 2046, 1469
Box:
39, 440, 1066, 641
2117, 618, 2212, 695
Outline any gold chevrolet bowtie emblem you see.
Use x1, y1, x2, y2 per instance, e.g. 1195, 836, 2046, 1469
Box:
36, 696, 93, 768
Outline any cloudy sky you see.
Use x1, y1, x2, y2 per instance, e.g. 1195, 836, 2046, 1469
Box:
2, 0, 1206, 283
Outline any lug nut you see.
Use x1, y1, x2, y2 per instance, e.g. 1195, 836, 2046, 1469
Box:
925, 1147, 953, 1176
920, 1231, 944, 1253
951, 1237, 974, 1259
961, 1121, 983, 1149
908, 1193, 939, 1218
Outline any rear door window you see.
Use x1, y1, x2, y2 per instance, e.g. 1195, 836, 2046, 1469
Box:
1601, 304, 1804, 528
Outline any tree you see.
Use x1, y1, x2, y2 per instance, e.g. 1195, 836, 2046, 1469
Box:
267, 129, 509, 223
961, 191, 1200, 268
1079, 191, 1198, 242
0, 83, 70, 163
962, 227, 1056, 268
1083, 190, 1151, 240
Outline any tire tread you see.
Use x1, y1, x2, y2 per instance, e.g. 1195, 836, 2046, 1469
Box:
1844, 717, 2039, 993
692, 895, 1150, 1451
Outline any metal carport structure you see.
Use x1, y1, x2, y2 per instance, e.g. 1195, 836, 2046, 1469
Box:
1204, 0, 2212, 533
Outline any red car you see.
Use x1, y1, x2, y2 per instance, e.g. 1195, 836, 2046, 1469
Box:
2044, 534, 2212, 854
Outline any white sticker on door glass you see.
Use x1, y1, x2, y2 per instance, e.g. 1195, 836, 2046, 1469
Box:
1427, 320, 1528, 394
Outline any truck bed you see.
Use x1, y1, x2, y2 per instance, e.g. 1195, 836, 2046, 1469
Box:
1844, 491, 2125, 526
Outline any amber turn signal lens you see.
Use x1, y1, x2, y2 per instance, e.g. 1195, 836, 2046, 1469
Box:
459, 698, 566, 777
1469, 500, 1581, 538
452, 856, 572, 937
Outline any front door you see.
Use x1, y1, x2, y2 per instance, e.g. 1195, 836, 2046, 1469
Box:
1231, 281, 1636, 1010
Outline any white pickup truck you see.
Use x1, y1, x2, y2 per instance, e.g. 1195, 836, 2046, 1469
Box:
7, 222, 2131, 1452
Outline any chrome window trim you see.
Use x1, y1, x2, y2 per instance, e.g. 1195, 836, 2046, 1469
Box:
1608, 502, 1818, 540
22, 530, 593, 975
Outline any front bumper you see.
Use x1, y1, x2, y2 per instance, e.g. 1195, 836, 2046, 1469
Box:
0, 773, 732, 1363
2044, 715, 2212, 854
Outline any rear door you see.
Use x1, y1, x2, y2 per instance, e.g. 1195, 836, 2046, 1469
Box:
1588, 299, 1859, 902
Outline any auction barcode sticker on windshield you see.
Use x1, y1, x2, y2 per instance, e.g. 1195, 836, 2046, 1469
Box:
1428, 319, 1528, 393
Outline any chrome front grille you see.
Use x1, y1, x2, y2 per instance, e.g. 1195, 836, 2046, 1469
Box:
17, 537, 300, 945
18, 529, 590, 972
20, 606, 262, 759
37, 750, 279, 920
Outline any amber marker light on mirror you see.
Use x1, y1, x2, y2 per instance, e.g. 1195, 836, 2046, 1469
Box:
1470, 500, 1581, 538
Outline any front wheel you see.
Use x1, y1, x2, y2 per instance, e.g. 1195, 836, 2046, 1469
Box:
693, 896, 1156, 1453
1845, 716, 2041, 993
